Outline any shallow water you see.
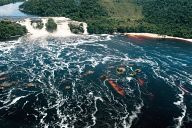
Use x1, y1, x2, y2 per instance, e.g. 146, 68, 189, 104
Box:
0, 35, 192, 128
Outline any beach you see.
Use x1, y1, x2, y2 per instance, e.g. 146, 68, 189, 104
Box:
125, 33, 192, 43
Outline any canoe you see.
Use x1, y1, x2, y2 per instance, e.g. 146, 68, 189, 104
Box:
108, 80, 125, 96
137, 78, 145, 86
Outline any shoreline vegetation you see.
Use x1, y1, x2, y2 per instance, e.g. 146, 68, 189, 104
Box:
18, 0, 192, 39
0, 20, 27, 40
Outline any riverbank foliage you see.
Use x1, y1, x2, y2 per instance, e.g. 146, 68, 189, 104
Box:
31, 20, 44, 29
69, 23, 84, 34
137, 0, 192, 38
19, 0, 192, 38
0, 20, 27, 40
0, 0, 23, 6
45, 18, 57, 32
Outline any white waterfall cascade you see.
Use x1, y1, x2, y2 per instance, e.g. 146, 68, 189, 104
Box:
18, 17, 88, 38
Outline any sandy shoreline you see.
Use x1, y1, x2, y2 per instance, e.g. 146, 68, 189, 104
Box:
125, 33, 192, 43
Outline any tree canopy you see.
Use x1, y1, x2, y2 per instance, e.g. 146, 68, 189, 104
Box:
19, 0, 192, 38
0, 20, 27, 40
45, 18, 57, 32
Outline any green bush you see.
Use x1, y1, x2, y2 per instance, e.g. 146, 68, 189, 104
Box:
69, 23, 84, 34
31, 20, 44, 29
45, 18, 57, 32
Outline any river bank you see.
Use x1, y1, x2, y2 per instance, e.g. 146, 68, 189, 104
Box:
126, 33, 192, 43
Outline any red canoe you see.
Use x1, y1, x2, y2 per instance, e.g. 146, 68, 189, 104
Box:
137, 78, 145, 86
108, 80, 125, 96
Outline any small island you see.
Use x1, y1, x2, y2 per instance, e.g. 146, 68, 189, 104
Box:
45, 18, 57, 32
69, 23, 84, 34
0, 20, 27, 40
31, 19, 44, 29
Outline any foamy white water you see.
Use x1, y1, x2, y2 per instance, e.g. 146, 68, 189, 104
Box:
19, 17, 88, 39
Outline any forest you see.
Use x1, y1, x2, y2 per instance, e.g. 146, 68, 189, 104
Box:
137, 0, 192, 38
0, 20, 27, 40
18, 0, 192, 38
0, 0, 23, 6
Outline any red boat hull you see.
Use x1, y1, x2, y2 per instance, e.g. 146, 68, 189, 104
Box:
137, 78, 144, 86
108, 80, 125, 96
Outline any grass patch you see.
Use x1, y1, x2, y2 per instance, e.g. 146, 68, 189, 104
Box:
99, 0, 143, 20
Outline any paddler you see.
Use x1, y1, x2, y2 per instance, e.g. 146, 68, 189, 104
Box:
116, 67, 126, 75
129, 72, 137, 77
135, 69, 141, 73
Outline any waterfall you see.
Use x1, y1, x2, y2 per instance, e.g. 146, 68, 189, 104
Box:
18, 17, 88, 38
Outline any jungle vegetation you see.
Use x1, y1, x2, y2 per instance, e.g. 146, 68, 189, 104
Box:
19, 0, 192, 38
0, 20, 27, 40
0, 0, 23, 6
31, 20, 44, 29
69, 23, 84, 34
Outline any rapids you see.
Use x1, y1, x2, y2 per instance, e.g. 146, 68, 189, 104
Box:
18, 17, 88, 38
0, 35, 192, 128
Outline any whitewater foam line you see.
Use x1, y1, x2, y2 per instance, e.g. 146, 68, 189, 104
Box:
0, 95, 26, 109
87, 96, 103, 128
126, 103, 143, 128
173, 90, 187, 128
18, 17, 88, 39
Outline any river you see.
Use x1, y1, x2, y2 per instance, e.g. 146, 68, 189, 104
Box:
0, 2, 30, 17
0, 35, 192, 128
0, 2, 192, 128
